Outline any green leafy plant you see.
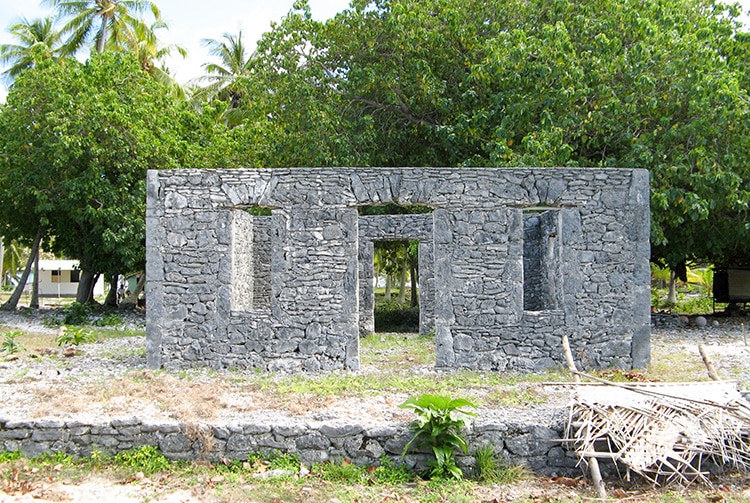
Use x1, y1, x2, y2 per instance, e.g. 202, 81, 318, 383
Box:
1, 330, 25, 354
35, 451, 76, 466
400, 394, 476, 480
93, 313, 124, 327
62, 302, 94, 325
267, 451, 301, 471
55, 326, 95, 347
314, 459, 368, 483
114, 446, 171, 475
371, 456, 415, 485
314, 456, 415, 485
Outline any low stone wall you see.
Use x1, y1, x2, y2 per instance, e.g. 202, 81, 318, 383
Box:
0, 410, 581, 477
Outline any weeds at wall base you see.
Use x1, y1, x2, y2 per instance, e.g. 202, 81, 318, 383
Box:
3, 448, 747, 502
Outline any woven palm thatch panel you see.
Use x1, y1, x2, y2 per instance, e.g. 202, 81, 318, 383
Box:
566, 381, 750, 484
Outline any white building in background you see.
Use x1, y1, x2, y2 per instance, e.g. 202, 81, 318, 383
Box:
37, 260, 105, 298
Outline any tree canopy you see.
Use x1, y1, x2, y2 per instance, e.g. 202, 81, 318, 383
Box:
0, 52, 197, 301
42, 0, 163, 55
238, 0, 750, 269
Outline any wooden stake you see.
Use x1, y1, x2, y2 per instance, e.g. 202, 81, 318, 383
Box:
561, 334, 581, 384
561, 334, 607, 500
698, 344, 721, 381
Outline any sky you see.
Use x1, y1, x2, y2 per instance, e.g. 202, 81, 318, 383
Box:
0, 0, 352, 101
0, 0, 749, 102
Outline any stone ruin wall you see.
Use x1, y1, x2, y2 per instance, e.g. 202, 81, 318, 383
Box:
146, 167, 651, 373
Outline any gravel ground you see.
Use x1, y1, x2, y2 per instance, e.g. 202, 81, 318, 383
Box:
0, 308, 566, 427
0, 309, 749, 424
650, 313, 750, 391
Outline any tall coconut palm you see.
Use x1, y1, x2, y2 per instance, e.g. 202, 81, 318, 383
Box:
128, 20, 187, 96
0, 16, 67, 82
192, 30, 256, 126
1, 240, 24, 287
42, 0, 162, 55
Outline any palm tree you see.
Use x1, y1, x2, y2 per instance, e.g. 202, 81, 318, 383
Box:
191, 30, 256, 126
1, 240, 24, 287
42, 0, 162, 55
128, 20, 187, 96
0, 16, 67, 82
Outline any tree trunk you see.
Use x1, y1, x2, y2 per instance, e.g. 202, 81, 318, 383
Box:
104, 274, 119, 307
397, 253, 408, 304
122, 273, 146, 307
384, 274, 392, 301
95, 18, 109, 54
0, 238, 4, 287
75, 270, 99, 304
410, 256, 418, 308
30, 249, 39, 309
1, 228, 42, 311
667, 270, 678, 305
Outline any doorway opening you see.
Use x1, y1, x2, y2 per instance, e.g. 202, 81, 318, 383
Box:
357, 204, 435, 370
362, 238, 435, 371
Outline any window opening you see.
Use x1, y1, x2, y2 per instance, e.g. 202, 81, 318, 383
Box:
230, 207, 274, 311
522, 208, 562, 311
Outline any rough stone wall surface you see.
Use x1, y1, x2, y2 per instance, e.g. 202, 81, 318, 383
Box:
0, 412, 578, 477
146, 167, 650, 372
252, 216, 272, 310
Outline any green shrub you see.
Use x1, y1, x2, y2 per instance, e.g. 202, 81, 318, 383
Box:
0, 451, 22, 463
371, 456, 415, 485
1, 330, 25, 354
400, 394, 476, 480
93, 313, 125, 327
267, 451, 300, 471
35, 451, 76, 466
56, 326, 95, 347
313, 457, 415, 485
314, 459, 367, 483
114, 446, 171, 475
62, 302, 93, 325
374, 299, 420, 332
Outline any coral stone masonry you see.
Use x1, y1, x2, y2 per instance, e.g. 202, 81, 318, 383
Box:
146, 168, 650, 372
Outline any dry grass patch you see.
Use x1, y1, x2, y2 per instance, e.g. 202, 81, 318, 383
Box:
31, 370, 231, 422
648, 343, 708, 382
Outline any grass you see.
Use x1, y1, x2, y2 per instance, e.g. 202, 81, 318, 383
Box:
0, 449, 520, 503
360, 331, 435, 368
474, 444, 529, 484
244, 368, 561, 409
18, 447, 712, 503
0, 324, 145, 357
647, 349, 708, 382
